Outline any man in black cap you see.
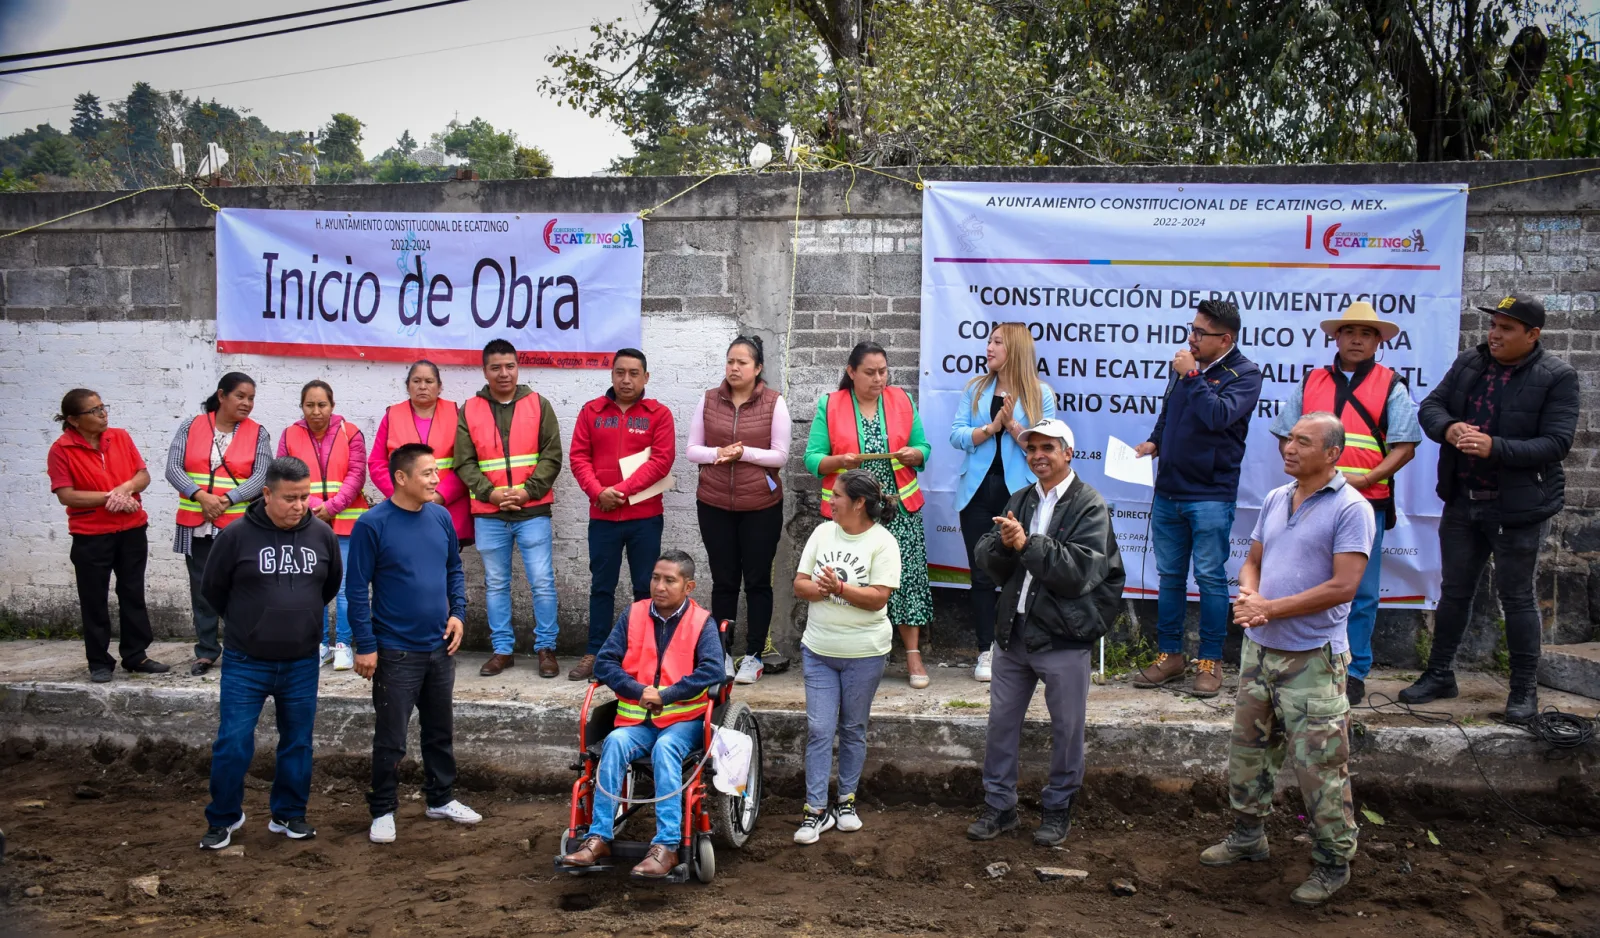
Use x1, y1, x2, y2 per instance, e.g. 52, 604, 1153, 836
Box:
1401, 295, 1578, 722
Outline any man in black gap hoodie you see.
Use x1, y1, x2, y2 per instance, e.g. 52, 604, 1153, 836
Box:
197, 456, 341, 850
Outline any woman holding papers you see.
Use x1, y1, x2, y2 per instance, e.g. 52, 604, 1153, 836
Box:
687, 335, 791, 685
370, 360, 471, 544
948, 323, 1055, 682
806, 341, 934, 687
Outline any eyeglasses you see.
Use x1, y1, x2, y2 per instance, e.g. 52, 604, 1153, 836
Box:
1188, 325, 1228, 339
76, 404, 109, 418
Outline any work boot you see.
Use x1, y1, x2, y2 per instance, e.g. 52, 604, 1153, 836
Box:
1346, 676, 1366, 707
1504, 681, 1539, 725
479, 653, 515, 677
1199, 816, 1270, 866
568, 654, 597, 682
966, 805, 1019, 841
631, 844, 678, 879
559, 835, 611, 868
1034, 801, 1073, 846
538, 650, 560, 678
1192, 659, 1222, 698
1131, 653, 1186, 688
1398, 668, 1457, 704
1289, 861, 1351, 905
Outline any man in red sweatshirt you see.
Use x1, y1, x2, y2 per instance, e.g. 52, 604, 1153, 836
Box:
568, 348, 677, 680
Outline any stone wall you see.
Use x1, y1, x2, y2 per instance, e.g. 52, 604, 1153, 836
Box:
2, 161, 1598, 666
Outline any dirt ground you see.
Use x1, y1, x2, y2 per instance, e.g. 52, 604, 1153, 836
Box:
1, 738, 1598, 938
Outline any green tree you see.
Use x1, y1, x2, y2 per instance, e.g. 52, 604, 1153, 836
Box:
435, 117, 545, 179
396, 129, 418, 155
1495, 23, 1599, 157
320, 113, 365, 164
70, 93, 104, 141
113, 81, 166, 184
513, 145, 554, 178
19, 136, 81, 177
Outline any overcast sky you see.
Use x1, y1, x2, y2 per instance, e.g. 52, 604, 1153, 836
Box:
1, 0, 1596, 178
0, 0, 640, 176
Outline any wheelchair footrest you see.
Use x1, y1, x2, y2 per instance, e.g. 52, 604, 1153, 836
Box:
554, 838, 693, 883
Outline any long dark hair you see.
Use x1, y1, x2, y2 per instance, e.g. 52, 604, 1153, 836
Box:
729, 335, 764, 369
300, 379, 334, 407
203, 372, 255, 413
54, 388, 98, 425
834, 468, 891, 524
838, 341, 888, 391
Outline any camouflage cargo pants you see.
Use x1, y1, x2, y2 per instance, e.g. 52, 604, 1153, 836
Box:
1227, 638, 1358, 866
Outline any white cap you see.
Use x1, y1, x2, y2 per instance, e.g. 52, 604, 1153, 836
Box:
1018, 418, 1075, 450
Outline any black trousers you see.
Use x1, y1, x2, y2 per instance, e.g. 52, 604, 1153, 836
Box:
959, 473, 1012, 651
697, 500, 784, 657
1430, 497, 1546, 682
367, 646, 457, 817
69, 525, 154, 671
186, 534, 223, 661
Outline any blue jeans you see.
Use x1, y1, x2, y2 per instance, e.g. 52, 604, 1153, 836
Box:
1152, 494, 1235, 662
474, 516, 558, 654
802, 647, 887, 809
587, 515, 664, 654
205, 649, 319, 827
323, 536, 351, 646
1346, 509, 1386, 680
589, 719, 703, 847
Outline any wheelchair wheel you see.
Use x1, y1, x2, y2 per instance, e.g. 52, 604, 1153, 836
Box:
694, 833, 716, 883
612, 764, 636, 839
711, 700, 761, 849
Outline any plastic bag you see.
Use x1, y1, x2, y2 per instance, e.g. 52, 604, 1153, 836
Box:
710, 725, 753, 796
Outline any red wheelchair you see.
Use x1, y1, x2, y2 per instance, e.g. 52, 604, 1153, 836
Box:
556, 619, 763, 884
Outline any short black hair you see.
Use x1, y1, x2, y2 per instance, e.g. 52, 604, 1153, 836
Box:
1196, 298, 1241, 337
614, 347, 648, 371
266, 456, 310, 487
482, 339, 517, 364
656, 549, 696, 581
391, 443, 435, 479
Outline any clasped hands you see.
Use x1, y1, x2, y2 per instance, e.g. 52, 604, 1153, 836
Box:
1233, 587, 1271, 628
104, 484, 140, 513
1446, 422, 1494, 459
490, 485, 531, 511
991, 511, 1028, 552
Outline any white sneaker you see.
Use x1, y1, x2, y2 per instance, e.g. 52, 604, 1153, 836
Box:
369, 813, 395, 844
974, 646, 994, 683
425, 800, 482, 825
835, 794, 863, 832
735, 655, 763, 685
793, 805, 835, 845
318, 643, 332, 666
333, 644, 353, 671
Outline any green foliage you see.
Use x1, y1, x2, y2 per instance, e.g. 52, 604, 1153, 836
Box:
1102, 634, 1161, 676
70, 93, 104, 141
513, 145, 554, 179
320, 113, 365, 165
0, 168, 38, 192
395, 129, 418, 155
1493, 619, 1511, 675
19, 135, 80, 177
1496, 24, 1600, 157
945, 699, 988, 709
1414, 622, 1433, 668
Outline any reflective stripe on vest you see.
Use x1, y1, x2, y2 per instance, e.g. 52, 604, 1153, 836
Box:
284, 420, 369, 536
385, 399, 459, 470
465, 393, 551, 514
175, 415, 261, 529
614, 599, 713, 728
819, 386, 924, 518
1303, 364, 1395, 502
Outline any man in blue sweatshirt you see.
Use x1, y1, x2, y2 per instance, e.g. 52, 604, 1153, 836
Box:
346, 442, 478, 844
1132, 299, 1263, 698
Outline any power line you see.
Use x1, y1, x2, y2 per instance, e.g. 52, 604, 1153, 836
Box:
0, 0, 475, 77
0, 0, 409, 64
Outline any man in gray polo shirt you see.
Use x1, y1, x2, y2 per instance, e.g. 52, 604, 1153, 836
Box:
1198, 412, 1374, 907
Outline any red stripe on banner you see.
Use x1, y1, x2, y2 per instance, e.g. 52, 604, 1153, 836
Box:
216, 340, 616, 369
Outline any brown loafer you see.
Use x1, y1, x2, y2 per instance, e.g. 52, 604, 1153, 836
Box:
567, 654, 596, 682
559, 834, 611, 867
1192, 659, 1223, 698
1130, 652, 1186, 688
538, 649, 559, 678
479, 653, 515, 677
630, 843, 678, 879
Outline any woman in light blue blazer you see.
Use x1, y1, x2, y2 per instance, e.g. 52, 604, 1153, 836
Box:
948, 322, 1054, 681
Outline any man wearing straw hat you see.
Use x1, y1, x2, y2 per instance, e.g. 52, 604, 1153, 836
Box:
1270, 301, 1420, 706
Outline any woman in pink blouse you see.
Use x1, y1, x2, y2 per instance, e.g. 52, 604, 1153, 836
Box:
370, 360, 471, 543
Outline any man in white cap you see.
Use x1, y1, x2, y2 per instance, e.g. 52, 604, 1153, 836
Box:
967, 418, 1124, 847
1270, 301, 1420, 705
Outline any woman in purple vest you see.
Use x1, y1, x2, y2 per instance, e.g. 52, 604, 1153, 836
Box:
687, 335, 791, 685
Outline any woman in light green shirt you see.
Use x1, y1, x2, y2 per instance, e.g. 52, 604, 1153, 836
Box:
792, 469, 900, 845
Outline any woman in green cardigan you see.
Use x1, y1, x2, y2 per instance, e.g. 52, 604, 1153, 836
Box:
805, 341, 935, 687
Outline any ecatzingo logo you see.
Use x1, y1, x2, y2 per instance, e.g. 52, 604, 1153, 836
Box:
1322, 222, 1427, 257
542, 218, 637, 254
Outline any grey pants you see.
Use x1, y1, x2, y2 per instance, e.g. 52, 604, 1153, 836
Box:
982, 632, 1090, 813
802, 647, 887, 809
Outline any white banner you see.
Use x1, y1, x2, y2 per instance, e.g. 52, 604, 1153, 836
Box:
216, 208, 644, 368
919, 181, 1468, 609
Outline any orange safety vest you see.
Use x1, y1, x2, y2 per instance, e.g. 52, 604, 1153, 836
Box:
385, 399, 458, 471
820, 386, 924, 518
464, 393, 551, 515
1303, 362, 1396, 502
175, 414, 262, 530
284, 421, 369, 536
614, 599, 713, 728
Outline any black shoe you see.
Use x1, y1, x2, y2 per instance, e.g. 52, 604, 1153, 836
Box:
1346, 676, 1365, 707
268, 816, 317, 840
966, 806, 1019, 841
89, 668, 113, 684
198, 814, 245, 850
123, 657, 170, 674
190, 658, 215, 676
1034, 803, 1073, 846
1504, 684, 1539, 725
1398, 668, 1457, 705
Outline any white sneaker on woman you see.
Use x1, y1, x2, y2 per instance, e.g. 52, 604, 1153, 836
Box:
974, 647, 994, 682
425, 800, 482, 825
369, 813, 396, 844
735, 656, 763, 685
835, 794, 863, 832
794, 806, 836, 845
318, 643, 332, 666
333, 644, 353, 671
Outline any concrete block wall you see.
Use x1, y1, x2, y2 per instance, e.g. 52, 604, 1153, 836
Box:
2, 161, 1598, 666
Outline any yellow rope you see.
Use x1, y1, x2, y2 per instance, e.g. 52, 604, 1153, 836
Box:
782, 160, 803, 397
796, 151, 925, 190
636, 166, 752, 219
0, 183, 220, 239
1467, 165, 1600, 191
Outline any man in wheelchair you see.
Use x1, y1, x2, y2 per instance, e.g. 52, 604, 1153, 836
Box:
558, 549, 725, 878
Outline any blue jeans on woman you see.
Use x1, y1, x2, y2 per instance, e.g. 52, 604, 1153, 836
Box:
588, 719, 703, 847
205, 649, 319, 827
1152, 494, 1235, 662
802, 648, 887, 809
474, 516, 559, 654
1346, 509, 1387, 681
324, 535, 351, 646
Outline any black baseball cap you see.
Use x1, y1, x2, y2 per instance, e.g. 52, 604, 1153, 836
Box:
1476, 293, 1545, 329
